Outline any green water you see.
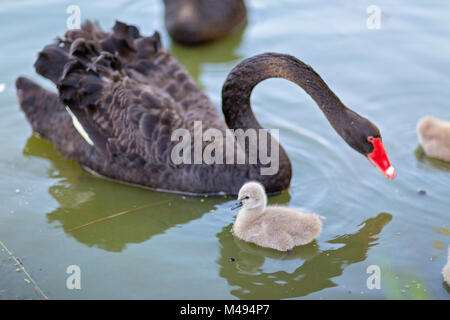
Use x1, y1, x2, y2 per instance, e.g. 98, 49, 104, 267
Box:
1, 0, 449, 299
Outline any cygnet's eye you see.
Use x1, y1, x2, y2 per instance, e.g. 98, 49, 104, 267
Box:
243, 196, 250, 200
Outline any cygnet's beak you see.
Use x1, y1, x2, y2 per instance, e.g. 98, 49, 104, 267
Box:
230, 200, 243, 211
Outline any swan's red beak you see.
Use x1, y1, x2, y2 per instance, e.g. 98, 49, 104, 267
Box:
367, 137, 396, 179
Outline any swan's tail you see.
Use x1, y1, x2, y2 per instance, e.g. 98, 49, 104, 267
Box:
15, 76, 94, 161
16, 77, 66, 139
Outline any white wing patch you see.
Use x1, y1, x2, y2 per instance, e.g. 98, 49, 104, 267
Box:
65, 106, 94, 146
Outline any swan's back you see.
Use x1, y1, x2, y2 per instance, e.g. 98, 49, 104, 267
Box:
37, 21, 224, 128
16, 20, 255, 195
417, 116, 450, 162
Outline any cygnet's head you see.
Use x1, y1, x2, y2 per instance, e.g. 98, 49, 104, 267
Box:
231, 181, 267, 211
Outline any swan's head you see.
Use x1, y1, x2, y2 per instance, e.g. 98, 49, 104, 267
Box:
339, 111, 396, 179
231, 181, 267, 211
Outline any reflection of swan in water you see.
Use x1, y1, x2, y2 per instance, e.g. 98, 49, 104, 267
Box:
216, 212, 392, 299
169, 26, 245, 82
415, 146, 450, 173
234, 237, 320, 261
23, 135, 226, 252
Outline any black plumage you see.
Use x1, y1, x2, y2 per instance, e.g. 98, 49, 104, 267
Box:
16, 21, 386, 195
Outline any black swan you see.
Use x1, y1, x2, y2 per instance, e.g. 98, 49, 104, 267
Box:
16, 21, 395, 196
163, 0, 247, 45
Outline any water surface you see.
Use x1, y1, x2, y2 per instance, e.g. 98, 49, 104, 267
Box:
0, 0, 449, 299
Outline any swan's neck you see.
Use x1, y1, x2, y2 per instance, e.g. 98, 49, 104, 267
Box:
222, 53, 350, 132
221, 53, 361, 192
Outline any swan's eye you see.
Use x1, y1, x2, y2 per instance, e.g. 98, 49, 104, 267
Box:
244, 196, 250, 200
